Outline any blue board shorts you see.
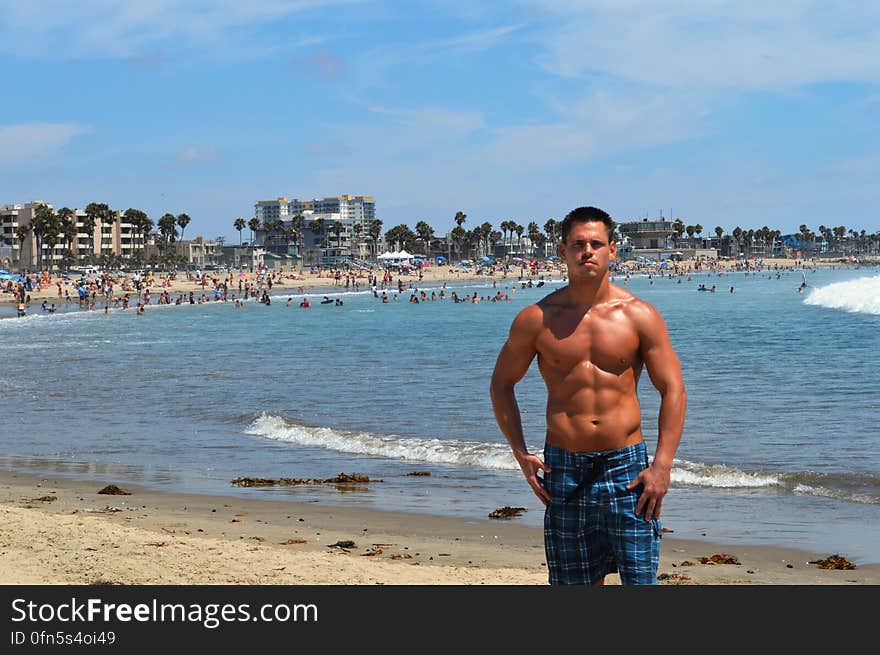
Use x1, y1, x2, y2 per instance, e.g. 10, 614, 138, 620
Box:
543, 441, 662, 585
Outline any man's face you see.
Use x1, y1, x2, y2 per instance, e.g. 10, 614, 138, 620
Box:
559, 221, 616, 280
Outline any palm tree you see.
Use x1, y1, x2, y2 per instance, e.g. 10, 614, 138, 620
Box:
82, 204, 101, 263
544, 219, 558, 247
714, 226, 724, 251
85, 202, 111, 258
673, 219, 686, 249
480, 221, 493, 257
731, 227, 742, 258
247, 217, 261, 245
330, 220, 344, 252
102, 209, 118, 260
415, 220, 434, 254
15, 222, 32, 268
158, 213, 178, 264
514, 223, 524, 255
352, 221, 364, 260
685, 225, 696, 249
123, 208, 148, 260
499, 220, 511, 255
694, 224, 703, 248
57, 208, 77, 260
833, 226, 846, 252
528, 222, 541, 257
176, 213, 191, 242
489, 230, 502, 256
292, 214, 305, 247
246, 217, 261, 269
369, 219, 383, 258
450, 225, 466, 261
141, 216, 154, 255
454, 211, 467, 228
310, 217, 326, 242
234, 218, 246, 245
31, 204, 56, 270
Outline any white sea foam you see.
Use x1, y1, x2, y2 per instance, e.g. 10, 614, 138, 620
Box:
245, 416, 878, 504
671, 461, 779, 488
804, 274, 880, 315
246, 413, 525, 470
792, 483, 878, 505
247, 415, 779, 485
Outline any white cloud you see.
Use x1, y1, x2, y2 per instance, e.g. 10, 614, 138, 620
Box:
0, 0, 364, 58
292, 48, 346, 80
368, 105, 485, 133
348, 23, 524, 93
168, 145, 222, 167
521, 1, 880, 89
0, 123, 90, 169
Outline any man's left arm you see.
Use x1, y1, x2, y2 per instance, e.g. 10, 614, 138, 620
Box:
626, 302, 687, 520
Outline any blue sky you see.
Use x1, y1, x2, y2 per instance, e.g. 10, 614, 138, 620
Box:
1, 0, 879, 241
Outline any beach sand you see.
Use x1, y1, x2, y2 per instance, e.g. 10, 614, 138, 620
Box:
2, 257, 830, 306
1, 469, 876, 585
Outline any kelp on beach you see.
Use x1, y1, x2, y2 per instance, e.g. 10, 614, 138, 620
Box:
231, 473, 380, 487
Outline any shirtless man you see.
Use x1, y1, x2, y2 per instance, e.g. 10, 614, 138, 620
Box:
490, 206, 686, 586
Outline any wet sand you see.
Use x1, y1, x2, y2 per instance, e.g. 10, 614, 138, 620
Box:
1, 469, 875, 585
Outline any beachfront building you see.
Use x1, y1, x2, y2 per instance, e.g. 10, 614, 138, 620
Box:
1, 200, 153, 270
2, 201, 72, 270
619, 218, 677, 250
255, 195, 374, 228
618, 217, 716, 261
254, 195, 376, 266
0, 204, 23, 269
174, 236, 221, 269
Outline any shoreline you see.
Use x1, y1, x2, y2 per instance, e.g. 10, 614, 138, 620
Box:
3, 257, 871, 308
2, 467, 876, 585
2, 259, 872, 319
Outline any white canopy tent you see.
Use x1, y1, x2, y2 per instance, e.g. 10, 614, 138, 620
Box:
377, 250, 415, 261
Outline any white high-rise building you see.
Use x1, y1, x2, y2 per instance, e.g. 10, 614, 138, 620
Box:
254, 195, 375, 227
253, 195, 378, 266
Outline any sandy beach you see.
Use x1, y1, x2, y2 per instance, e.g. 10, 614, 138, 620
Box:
1, 256, 836, 307
1, 469, 876, 585
3, 257, 875, 585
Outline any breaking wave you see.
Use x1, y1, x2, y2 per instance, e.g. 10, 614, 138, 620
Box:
247, 414, 879, 505
804, 274, 880, 315
246, 413, 524, 470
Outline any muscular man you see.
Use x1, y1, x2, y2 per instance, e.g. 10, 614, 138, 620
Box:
490, 206, 686, 585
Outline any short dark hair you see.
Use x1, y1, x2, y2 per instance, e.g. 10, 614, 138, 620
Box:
560, 206, 615, 243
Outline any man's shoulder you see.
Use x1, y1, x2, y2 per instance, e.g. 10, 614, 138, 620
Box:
608, 287, 666, 332
535, 286, 569, 309
609, 284, 656, 313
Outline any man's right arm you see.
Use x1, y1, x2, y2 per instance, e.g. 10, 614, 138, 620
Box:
489, 304, 550, 504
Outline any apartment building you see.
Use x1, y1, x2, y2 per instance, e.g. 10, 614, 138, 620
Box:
2, 200, 152, 269
254, 195, 377, 265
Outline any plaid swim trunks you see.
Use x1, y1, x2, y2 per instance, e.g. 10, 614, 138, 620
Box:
543, 441, 662, 585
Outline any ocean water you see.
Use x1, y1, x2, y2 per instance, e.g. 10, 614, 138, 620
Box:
2, 266, 879, 563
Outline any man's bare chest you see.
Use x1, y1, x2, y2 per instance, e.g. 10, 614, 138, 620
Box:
536, 313, 641, 378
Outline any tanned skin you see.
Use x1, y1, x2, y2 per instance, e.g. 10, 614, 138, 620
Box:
490, 220, 686, 545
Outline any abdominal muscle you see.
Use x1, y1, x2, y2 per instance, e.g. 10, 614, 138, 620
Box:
544, 387, 643, 453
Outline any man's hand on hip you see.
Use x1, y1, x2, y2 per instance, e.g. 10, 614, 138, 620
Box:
626, 463, 671, 521
515, 452, 551, 506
